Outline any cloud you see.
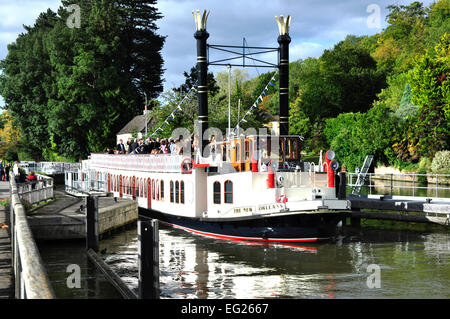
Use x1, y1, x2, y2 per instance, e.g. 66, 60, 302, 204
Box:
0, 0, 438, 98
156, 0, 437, 92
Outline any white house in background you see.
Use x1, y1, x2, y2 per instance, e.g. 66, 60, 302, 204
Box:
116, 110, 156, 147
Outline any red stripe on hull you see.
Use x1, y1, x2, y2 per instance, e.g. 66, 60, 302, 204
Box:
166, 222, 329, 243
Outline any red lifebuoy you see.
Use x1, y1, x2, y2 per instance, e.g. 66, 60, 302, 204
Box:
180, 158, 194, 174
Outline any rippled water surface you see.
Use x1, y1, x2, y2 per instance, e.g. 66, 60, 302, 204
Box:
39, 222, 450, 299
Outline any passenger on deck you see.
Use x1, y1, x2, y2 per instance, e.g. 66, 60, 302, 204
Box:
147, 138, 155, 154
116, 139, 126, 154
129, 139, 138, 154
126, 137, 133, 153
169, 139, 176, 154
175, 139, 183, 155
160, 139, 169, 154
154, 137, 161, 150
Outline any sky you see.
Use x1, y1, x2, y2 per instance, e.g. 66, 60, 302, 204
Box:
0, 0, 437, 107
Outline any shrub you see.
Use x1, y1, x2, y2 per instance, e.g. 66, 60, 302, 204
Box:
20, 199, 33, 212
431, 151, 450, 173
418, 157, 432, 171
0, 197, 9, 207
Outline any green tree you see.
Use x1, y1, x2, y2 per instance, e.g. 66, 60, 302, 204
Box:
0, 10, 57, 160
324, 105, 398, 171
0, 0, 165, 160
174, 66, 220, 97
408, 33, 450, 158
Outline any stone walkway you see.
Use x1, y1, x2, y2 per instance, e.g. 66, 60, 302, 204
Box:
0, 181, 12, 299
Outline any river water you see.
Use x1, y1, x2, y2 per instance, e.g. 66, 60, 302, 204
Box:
39, 220, 450, 299
37, 179, 450, 299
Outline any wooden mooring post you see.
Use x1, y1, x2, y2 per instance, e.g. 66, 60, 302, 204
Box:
85, 199, 160, 299
86, 195, 99, 252
337, 172, 346, 200
138, 218, 160, 299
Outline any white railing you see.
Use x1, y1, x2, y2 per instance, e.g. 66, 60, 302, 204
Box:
9, 173, 55, 299
347, 172, 450, 198
87, 153, 185, 173
17, 174, 54, 205
20, 162, 81, 175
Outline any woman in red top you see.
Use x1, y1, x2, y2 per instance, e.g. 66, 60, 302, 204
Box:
27, 172, 37, 189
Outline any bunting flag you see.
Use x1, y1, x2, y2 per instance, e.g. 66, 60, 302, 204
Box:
150, 80, 198, 137
235, 71, 278, 131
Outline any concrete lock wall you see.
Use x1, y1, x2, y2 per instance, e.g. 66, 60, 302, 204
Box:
98, 200, 138, 235
28, 199, 138, 241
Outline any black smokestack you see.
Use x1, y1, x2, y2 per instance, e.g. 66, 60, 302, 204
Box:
278, 34, 290, 136
195, 29, 209, 155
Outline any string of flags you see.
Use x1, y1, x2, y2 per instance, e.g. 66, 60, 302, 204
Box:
150, 80, 198, 137
235, 71, 278, 130
150, 70, 278, 137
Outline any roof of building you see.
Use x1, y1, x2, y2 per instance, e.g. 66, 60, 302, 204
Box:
117, 114, 156, 135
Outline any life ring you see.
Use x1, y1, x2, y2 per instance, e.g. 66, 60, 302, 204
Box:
180, 158, 194, 174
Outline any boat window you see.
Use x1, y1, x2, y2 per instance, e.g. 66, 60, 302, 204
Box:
152, 179, 155, 200
213, 181, 221, 204
289, 139, 296, 160
259, 137, 271, 158
160, 180, 164, 201
224, 180, 233, 204
170, 181, 174, 203
156, 179, 160, 201
136, 179, 139, 197
222, 144, 227, 161
175, 181, 180, 203
144, 179, 147, 198
236, 143, 240, 162
245, 140, 250, 161
279, 138, 285, 161
180, 181, 184, 204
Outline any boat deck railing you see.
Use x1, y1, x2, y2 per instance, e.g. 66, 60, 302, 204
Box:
87, 153, 185, 173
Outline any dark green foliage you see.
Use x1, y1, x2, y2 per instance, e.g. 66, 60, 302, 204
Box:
324, 105, 399, 171
174, 66, 220, 97
0, 0, 165, 160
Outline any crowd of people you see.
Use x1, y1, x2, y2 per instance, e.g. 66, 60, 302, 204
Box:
0, 160, 36, 184
0, 159, 14, 181
107, 135, 201, 156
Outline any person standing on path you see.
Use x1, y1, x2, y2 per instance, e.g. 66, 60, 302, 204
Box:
13, 161, 20, 183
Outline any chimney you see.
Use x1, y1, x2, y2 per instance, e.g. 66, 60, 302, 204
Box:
276, 15, 291, 136
193, 10, 210, 155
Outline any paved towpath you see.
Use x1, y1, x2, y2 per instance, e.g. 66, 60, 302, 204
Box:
0, 181, 12, 299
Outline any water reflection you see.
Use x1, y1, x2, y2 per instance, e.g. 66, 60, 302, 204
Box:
38, 240, 122, 299
98, 223, 450, 299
